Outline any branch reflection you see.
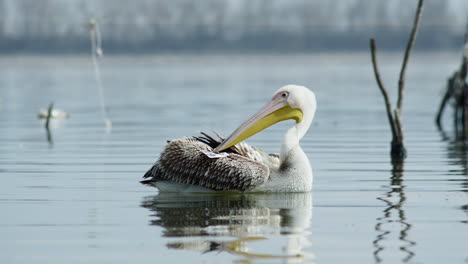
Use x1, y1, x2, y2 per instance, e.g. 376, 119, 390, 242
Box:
141, 192, 313, 263
373, 158, 415, 262
438, 127, 468, 223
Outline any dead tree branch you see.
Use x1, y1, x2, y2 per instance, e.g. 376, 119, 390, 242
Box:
436, 20, 468, 133
370, 39, 399, 140
435, 87, 450, 126
369, 0, 424, 159
45, 102, 54, 144
396, 0, 424, 113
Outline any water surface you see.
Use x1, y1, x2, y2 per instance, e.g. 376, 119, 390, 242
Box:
0, 52, 467, 263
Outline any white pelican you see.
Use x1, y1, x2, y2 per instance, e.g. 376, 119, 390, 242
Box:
142, 85, 316, 192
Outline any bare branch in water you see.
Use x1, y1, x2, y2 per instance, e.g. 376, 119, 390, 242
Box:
45, 102, 54, 144
396, 0, 424, 113
370, 39, 398, 141
369, 0, 424, 159
89, 18, 112, 131
436, 20, 468, 132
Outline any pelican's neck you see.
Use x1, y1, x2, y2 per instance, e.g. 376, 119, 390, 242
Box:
280, 107, 312, 162
264, 124, 312, 192
280, 125, 301, 164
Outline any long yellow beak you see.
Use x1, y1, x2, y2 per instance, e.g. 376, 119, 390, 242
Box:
214, 99, 303, 152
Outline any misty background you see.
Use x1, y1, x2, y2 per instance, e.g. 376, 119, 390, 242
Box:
0, 0, 467, 53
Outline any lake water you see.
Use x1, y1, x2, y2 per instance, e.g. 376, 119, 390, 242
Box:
0, 52, 467, 264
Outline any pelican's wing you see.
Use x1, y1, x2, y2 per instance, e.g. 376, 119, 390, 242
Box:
142, 136, 269, 191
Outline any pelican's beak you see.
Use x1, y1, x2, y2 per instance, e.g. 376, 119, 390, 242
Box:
214, 98, 303, 152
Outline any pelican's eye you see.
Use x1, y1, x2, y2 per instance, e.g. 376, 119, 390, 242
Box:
280, 92, 288, 99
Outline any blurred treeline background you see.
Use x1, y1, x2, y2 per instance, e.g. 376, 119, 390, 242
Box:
0, 0, 467, 53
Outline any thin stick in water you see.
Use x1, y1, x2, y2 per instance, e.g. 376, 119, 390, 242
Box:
396, 0, 424, 114
89, 18, 112, 131
369, 0, 424, 159
370, 38, 398, 141
45, 102, 54, 144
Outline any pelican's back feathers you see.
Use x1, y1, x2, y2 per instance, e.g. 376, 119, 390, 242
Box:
142, 134, 270, 191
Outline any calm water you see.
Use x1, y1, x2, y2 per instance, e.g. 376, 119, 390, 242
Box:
0, 52, 467, 263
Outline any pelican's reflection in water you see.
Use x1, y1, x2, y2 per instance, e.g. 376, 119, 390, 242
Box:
141, 192, 313, 262
373, 159, 415, 263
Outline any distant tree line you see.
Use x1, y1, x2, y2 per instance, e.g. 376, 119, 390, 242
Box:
0, 0, 466, 53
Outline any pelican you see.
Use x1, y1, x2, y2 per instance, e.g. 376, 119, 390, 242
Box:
142, 85, 316, 192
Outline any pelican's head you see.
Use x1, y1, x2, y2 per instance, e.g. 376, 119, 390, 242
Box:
215, 85, 316, 152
